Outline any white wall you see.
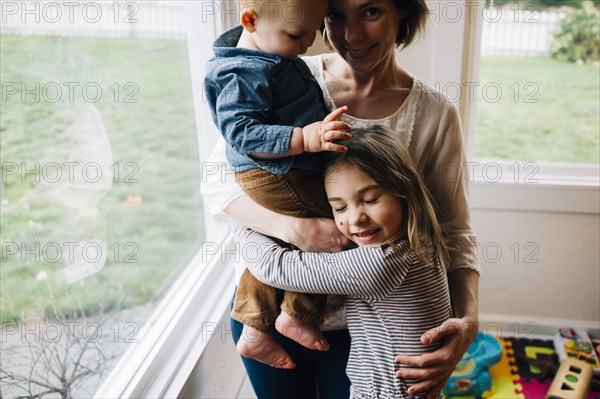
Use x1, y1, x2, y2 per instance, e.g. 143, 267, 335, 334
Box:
473, 205, 600, 331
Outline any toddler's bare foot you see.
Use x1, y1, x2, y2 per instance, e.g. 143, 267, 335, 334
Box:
237, 325, 296, 369
275, 311, 329, 351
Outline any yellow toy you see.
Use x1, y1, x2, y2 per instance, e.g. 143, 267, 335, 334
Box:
545, 357, 593, 399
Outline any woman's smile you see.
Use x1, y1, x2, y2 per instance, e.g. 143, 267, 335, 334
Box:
344, 44, 376, 59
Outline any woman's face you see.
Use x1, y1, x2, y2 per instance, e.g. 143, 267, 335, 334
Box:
324, 0, 401, 73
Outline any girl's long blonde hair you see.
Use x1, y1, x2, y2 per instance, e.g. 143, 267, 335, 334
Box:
324, 125, 449, 268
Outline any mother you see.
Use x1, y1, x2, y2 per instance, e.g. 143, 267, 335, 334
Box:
202, 0, 480, 398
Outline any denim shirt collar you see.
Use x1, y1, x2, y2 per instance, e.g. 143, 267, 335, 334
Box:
213, 25, 284, 63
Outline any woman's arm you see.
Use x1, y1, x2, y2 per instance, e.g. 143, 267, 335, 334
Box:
229, 196, 351, 251
448, 268, 479, 323
411, 98, 480, 318
238, 227, 412, 300
418, 101, 480, 275
200, 137, 351, 251
397, 98, 480, 399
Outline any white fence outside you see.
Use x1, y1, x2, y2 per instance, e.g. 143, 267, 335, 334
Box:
1, 1, 565, 56
481, 10, 564, 56
0, 1, 187, 39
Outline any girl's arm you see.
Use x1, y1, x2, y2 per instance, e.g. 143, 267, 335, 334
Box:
200, 137, 351, 252
237, 227, 412, 300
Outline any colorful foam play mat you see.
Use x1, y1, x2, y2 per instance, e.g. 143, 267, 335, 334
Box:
443, 334, 600, 399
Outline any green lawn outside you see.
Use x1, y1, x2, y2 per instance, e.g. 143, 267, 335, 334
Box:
0, 35, 204, 324
475, 56, 600, 163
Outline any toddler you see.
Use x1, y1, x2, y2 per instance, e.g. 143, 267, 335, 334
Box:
204, 0, 352, 369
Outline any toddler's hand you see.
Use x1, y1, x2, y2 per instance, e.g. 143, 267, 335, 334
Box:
302, 106, 352, 153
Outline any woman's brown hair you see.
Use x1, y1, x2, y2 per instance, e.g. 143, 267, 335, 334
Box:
394, 0, 429, 48
322, 0, 429, 49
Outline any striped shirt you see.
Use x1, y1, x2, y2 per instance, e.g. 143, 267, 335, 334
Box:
238, 227, 452, 399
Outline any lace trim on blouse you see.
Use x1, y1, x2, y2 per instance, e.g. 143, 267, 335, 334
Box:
313, 54, 422, 149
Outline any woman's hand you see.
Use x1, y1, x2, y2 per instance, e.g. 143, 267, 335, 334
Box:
394, 317, 479, 399
287, 217, 354, 253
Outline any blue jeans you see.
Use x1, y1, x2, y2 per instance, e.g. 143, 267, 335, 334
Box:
231, 295, 351, 399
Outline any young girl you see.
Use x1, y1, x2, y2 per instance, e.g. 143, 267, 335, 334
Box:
238, 125, 453, 398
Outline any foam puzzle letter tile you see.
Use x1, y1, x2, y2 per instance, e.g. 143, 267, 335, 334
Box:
486, 337, 524, 399
516, 377, 550, 398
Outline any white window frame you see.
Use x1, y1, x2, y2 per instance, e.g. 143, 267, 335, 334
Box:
94, 3, 236, 397
459, 1, 599, 215
399, 1, 599, 215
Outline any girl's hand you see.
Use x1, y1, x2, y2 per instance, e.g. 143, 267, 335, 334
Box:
394, 318, 479, 399
287, 217, 354, 253
302, 106, 352, 153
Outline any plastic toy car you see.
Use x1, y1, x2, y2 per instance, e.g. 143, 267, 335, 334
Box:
443, 332, 503, 398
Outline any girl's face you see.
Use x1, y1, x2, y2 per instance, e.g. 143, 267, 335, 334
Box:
324, 0, 401, 73
325, 163, 404, 247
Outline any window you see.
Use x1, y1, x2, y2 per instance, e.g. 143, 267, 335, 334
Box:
475, 0, 599, 165
458, 0, 599, 212
1, 2, 228, 397
395, 1, 598, 212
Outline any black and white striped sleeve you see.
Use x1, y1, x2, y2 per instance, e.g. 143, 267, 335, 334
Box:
237, 227, 415, 301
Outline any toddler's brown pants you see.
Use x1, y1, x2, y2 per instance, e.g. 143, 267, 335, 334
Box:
232, 167, 332, 332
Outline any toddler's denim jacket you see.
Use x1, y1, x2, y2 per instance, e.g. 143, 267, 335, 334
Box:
204, 25, 329, 174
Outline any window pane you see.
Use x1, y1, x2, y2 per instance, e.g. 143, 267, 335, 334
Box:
475, 1, 599, 164
0, 1, 204, 397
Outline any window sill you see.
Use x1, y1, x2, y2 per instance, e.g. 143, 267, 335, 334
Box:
94, 232, 236, 399
470, 161, 599, 214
